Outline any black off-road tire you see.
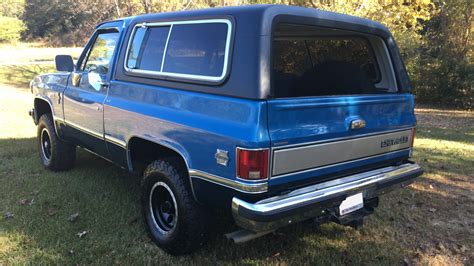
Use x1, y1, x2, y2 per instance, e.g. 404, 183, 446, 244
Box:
37, 113, 76, 171
142, 159, 210, 255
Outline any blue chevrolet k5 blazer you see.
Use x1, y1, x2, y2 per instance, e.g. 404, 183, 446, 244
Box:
29, 5, 423, 254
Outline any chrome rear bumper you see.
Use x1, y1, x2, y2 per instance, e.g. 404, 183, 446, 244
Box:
232, 162, 423, 232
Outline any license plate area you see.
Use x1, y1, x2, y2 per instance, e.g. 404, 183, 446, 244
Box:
339, 193, 364, 216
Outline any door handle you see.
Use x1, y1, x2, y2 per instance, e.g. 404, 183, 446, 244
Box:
97, 105, 102, 111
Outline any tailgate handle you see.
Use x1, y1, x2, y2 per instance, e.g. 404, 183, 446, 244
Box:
350, 119, 366, 130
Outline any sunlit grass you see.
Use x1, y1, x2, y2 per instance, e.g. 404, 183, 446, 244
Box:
0, 43, 82, 63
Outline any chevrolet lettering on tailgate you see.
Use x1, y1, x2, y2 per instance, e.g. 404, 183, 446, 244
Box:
381, 135, 410, 148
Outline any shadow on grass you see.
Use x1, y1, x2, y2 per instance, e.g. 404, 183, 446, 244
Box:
0, 64, 55, 88
1, 137, 471, 264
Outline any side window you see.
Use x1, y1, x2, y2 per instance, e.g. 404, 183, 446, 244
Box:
162, 23, 227, 77
127, 27, 147, 69
125, 20, 231, 82
134, 26, 170, 71
82, 32, 120, 76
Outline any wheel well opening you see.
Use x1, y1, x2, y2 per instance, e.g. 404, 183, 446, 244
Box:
34, 99, 52, 122
128, 138, 188, 175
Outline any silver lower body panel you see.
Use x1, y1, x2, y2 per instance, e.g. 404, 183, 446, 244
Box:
272, 129, 413, 176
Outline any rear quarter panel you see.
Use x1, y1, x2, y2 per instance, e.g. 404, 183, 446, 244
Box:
104, 80, 270, 180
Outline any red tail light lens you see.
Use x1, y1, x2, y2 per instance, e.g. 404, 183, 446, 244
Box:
236, 148, 269, 180
410, 128, 416, 147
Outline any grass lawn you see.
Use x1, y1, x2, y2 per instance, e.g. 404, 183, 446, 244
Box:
0, 46, 473, 264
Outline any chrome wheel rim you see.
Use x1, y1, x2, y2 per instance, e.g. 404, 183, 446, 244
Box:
40, 128, 52, 162
149, 181, 178, 234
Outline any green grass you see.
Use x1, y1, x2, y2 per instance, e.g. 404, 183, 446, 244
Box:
0, 45, 473, 264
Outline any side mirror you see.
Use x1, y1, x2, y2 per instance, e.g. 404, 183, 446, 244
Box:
55, 55, 74, 72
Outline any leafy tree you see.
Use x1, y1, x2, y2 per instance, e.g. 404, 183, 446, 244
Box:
412, 0, 473, 108
23, 0, 114, 45
0, 16, 25, 42
0, 0, 25, 18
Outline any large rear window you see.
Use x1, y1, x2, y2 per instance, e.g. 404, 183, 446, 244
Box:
125, 19, 231, 83
272, 24, 393, 98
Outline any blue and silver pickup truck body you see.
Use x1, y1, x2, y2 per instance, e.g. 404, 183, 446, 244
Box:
30, 5, 423, 254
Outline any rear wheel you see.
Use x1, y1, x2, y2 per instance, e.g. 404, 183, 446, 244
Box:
37, 114, 76, 171
142, 159, 210, 255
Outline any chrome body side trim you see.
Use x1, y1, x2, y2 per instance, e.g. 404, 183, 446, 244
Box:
272, 129, 412, 176
34, 96, 61, 137
123, 135, 201, 200
232, 163, 423, 232
52, 115, 63, 122
34, 95, 56, 116
272, 127, 413, 149
124, 19, 232, 83
64, 119, 103, 139
189, 169, 267, 194
105, 134, 127, 148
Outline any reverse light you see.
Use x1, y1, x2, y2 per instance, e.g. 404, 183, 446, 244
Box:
236, 148, 269, 180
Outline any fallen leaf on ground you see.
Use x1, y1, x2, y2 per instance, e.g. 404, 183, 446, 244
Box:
402, 257, 410, 265
437, 242, 446, 251
457, 244, 469, 253
47, 208, 57, 216
18, 198, 35, 206
4, 212, 14, 220
266, 252, 281, 260
76, 230, 88, 238
68, 212, 79, 222
18, 199, 29, 205
428, 208, 437, 213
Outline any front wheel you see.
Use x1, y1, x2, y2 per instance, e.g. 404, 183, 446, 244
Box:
142, 159, 210, 255
37, 114, 76, 171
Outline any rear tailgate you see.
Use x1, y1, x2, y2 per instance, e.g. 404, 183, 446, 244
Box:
267, 94, 416, 192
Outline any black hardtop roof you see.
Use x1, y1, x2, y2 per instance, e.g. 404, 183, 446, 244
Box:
108, 5, 411, 99
108, 5, 390, 37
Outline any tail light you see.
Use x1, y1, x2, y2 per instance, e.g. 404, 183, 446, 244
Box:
236, 148, 269, 180
410, 128, 416, 147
